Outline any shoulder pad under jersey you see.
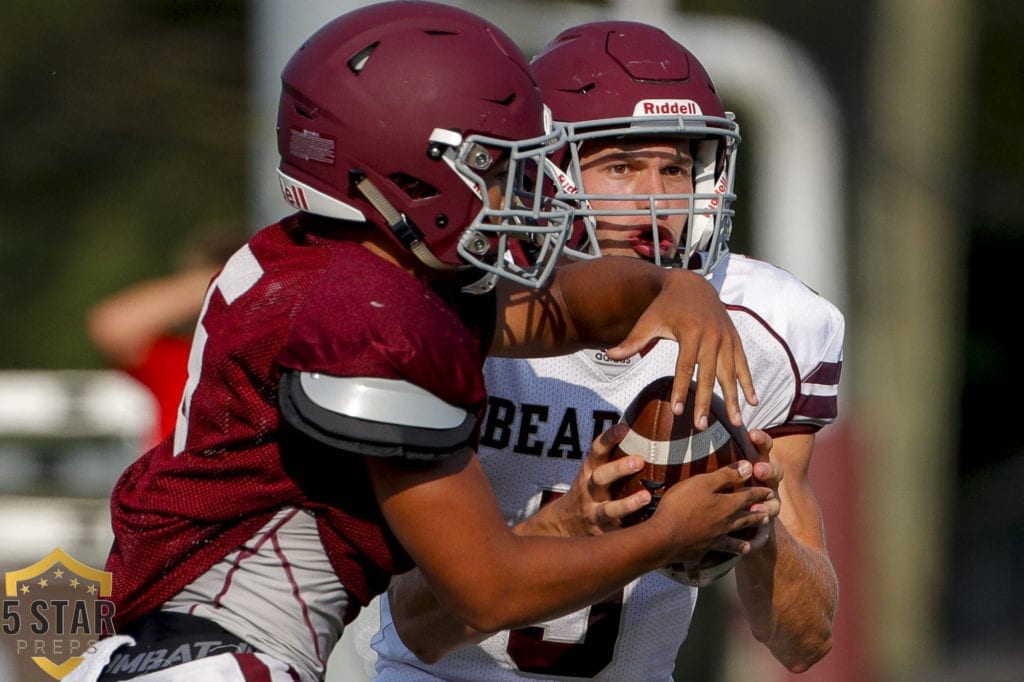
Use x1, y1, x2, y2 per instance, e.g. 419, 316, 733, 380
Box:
279, 370, 477, 461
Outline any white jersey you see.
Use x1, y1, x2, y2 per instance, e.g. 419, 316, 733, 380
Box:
370, 253, 845, 681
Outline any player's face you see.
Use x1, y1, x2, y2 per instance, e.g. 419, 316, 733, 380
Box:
578, 137, 693, 261
480, 156, 534, 219
482, 161, 509, 211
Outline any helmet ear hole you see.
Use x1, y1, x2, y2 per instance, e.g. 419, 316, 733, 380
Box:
389, 173, 439, 200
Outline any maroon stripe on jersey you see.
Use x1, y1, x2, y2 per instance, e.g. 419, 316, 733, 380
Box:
793, 393, 838, 420
271, 529, 326, 667
233, 652, 272, 681
764, 423, 821, 438
806, 360, 842, 386
725, 303, 808, 426
213, 509, 302, 607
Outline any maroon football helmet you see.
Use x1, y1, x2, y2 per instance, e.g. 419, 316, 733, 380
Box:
533, 21, 740, 274
277, 1, 572, 290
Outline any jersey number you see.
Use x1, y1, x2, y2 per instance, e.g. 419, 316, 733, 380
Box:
505, 489, 624, 678
174, 245, 264, 455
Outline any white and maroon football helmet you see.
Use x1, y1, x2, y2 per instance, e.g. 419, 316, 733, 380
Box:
276, 1, 572, 291
533, 21, 740, 274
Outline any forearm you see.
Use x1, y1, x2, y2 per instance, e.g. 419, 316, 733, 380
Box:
734, 520, 838, 672
552, 256, 669, 347
390, 517, 655, 663
387, 570, 492, 664
387, 434, 643, 663
372, 452, 677, 637
383, 453, 773, 665
387, 513, 584, 663
419, 523, 673, 634
491, 256, 672, 357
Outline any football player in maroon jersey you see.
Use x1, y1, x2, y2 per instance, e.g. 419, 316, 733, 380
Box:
67, 5, 770, 682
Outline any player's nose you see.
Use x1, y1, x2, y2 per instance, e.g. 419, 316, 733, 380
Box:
636, 172, 669, 209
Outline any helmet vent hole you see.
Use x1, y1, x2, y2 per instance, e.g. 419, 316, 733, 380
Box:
424, 29, 458, 36
347, 42, 379, 74
389, 173, 439, 200
486, 93, 517, 107
293, 105, 316, 120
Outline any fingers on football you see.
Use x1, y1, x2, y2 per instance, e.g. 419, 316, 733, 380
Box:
721, 322, 757, 415
748, 429, 774, 461
744, 521, 772, 552
749, 495, 782, 522
714, 533, 755, 556
733, 334, 758, 408
601, 491, 650, 525
706, 329, 743, 427
712, 460, 753, 489
738, 487, 776, 525
585, 424, 627, 478
722, 496, 771, 552
715, 521, 766, 556
671, 343, 701, 424
590, 454, 642, 489
595, 422, 628, 451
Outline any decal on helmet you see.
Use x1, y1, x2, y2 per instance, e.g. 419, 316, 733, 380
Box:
288, 128, 336, 165
631, 100, 704, 117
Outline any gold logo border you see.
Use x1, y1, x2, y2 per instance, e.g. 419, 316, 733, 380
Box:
4, 547, 112, 597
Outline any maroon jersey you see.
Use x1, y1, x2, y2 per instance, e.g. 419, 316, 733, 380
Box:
106, 214, 491, 628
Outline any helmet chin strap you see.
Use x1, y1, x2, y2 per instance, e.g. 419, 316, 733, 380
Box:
349, 168, 498, 295
349, 170, 458, 272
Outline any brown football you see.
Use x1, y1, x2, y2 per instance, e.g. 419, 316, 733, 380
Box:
609, 376, 759, 587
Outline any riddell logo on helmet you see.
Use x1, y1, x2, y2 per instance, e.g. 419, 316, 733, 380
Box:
633, 100, 703, 117
551, 166, 578, 195
703, 172, 729, 215
279, 178, 310, 211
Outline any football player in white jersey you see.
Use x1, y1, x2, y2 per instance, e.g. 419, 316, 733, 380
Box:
369, 21, 843, 681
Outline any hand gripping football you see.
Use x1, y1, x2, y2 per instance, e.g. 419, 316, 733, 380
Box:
609, 376, 759, 587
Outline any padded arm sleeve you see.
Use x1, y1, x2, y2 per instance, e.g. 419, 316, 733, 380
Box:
279, 370, 477, 461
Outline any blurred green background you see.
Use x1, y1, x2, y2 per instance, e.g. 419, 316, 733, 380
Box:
0, 1, 1021, 681
0, 0, 247, 368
